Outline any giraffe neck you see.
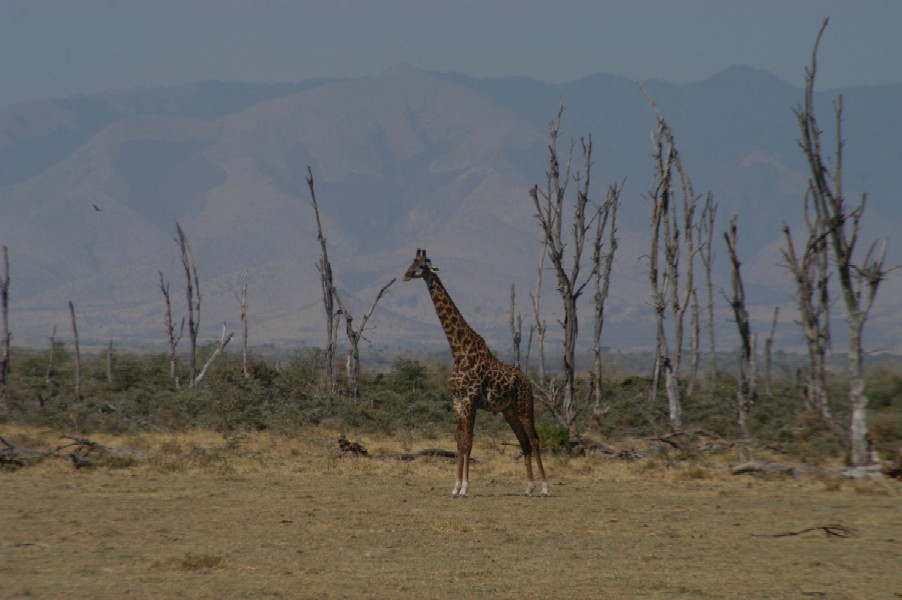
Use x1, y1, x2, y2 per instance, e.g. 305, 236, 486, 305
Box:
424, 273, 488, 359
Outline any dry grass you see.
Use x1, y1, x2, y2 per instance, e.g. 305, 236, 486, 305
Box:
2, 425, 901, 599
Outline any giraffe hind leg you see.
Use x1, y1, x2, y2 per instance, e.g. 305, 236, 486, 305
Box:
525, 418, 549, 496
503, 408, 538, 496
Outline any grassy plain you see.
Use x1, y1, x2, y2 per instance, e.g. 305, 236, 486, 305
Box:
1, 427, 900, 600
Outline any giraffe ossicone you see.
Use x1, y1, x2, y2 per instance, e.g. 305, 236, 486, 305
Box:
404, 248, 549, 498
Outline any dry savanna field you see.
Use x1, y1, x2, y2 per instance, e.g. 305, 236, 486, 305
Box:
2, 426, 901, 600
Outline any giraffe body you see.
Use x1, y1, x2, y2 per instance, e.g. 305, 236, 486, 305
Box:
404, 249, 548, 497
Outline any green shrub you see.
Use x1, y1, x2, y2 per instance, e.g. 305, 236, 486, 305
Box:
537, 423, 570, 451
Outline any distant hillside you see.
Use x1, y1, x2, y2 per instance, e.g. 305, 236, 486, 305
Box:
1, 66, 899, 358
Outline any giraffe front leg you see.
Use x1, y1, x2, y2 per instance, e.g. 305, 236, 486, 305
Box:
452, 397, 475, 498
452, 450, 469, 498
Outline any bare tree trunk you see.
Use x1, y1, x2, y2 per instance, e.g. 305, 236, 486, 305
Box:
699, 195, 718, 393
509, 284, 522, 369
68, 301, 81, 401
106, 340, 113, 383
671, 145, 699, 395
795, 18, 889, 466
46, 325, 57, 384
159, 271, 184, 388
781, 216, 833, 426
723, 215, 757, 437
237, 269, 250, 379
647, 155, 667, 412
305, 166, 337, 393
529, 237, 549, 382
642, 89, 697, 429
687, 287, 700, 396
174, 220, 201, 389
192, 323, 234, 388
0, 246, 9, 393
331, 277, 396, 400
764, 307, 779, 396
530, 105, 602, 435
590, 182, 621, 426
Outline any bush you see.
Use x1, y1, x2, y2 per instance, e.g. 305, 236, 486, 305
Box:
537, 423, 570, 451
3, 344, 900, 466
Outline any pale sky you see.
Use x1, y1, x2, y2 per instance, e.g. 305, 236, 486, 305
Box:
2, 0, 901, 108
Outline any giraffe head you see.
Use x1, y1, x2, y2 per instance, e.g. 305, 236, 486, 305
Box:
403, 248, 440, 281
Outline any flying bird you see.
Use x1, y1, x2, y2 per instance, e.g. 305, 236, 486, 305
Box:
92, 204, 101, 212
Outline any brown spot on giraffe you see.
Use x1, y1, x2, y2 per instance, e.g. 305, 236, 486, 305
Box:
404, 248, 548, 497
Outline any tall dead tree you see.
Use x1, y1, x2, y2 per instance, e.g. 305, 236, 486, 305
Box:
723, 215, 757, 436
159, 271, 184, 387
509, 284, 523, 369
589, 182, 620, 425
795, 18, 890, 466
642, 89, 701, 429
530, 105, 604, 434
528, 238, 549, 381
46, 325, 57, 384
763, 307, 779, 396
106, 340, 113, 383
781, 206, 833, 426
698, 195, 718, 391
306, 166, 338, 393
0, 246, 9, 390
174, 220, 201, 389
68, 301, 81, 400
236, 269, 250, 379
331, 278, 396, 400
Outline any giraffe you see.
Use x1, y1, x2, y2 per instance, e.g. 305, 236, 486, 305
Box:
404, 248, 549, 497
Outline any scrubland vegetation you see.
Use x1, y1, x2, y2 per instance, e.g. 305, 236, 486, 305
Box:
2, 345, 901, 468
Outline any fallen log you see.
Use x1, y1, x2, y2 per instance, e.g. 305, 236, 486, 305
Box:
0, 437, 44, 467
753, 524, 856, 539
336, 436, 462, 463
730, 460, 815, 478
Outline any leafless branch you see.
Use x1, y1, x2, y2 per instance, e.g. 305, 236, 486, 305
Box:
753, 524, 855, 539
306, 166, 337, 393
193, 322, 234, 388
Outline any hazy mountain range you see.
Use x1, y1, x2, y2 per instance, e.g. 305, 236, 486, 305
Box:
1, 65, 900, 357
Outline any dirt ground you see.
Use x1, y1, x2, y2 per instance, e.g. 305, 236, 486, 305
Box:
2, 428, 900, 599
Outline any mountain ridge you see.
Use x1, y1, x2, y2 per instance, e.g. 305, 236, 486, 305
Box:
1, 65, 899, 356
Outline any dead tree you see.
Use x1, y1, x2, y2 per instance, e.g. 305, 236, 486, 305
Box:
174, 220, 201, 389
46, 325, 57, 384
106, 340, 113, 383
528, 237, 549, 381
530, 105, 603, 435
68, 301, 81, 400
781, 200, 834, 428
723, 215, 757, 437
306, 166, 337, 393
589, 182, 620, 426
509, 284, 523, 369
331, 278, 396, 400
236, 269, 250, 379
642, 88, 701, 429
193, 322, 234, 388
158, 271, 184, 387
0, 246, 9, 390
698, 195, 718, 392
764, 307, 779, 396
795, 18, 890, 466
